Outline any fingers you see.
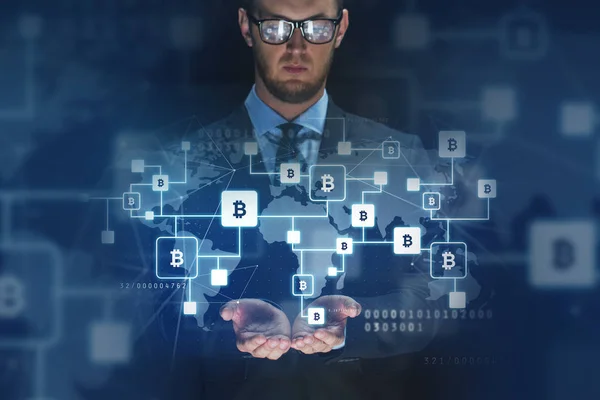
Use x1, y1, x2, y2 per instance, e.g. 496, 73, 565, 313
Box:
238, 335, 291, 360
292, 333, 336, 354
314, 329, 343, 348
341, 297, 362, 318
237, 334, 267, 353
263, 336, 291, 360
219, 300, 239, 322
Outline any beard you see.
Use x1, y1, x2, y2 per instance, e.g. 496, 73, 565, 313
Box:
254, 47, 334, 104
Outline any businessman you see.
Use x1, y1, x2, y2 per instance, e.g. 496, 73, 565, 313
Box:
218, 0, 355, 360
198, 0, 442, 363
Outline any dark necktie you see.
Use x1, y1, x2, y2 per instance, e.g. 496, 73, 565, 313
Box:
275, 123, 305, 167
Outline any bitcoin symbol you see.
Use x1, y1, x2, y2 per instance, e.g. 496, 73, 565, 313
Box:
299, 280, 307, 291
157, 179, 164, 188
128, 197, 135, 206
287, 169, 295, 179
313, 312, 320, 322
359, 211, 368, 222
0, 276, 25, 319
402, 234, 413, 248
447, 138, 458, 152
428, 197, 436, 206
553, 239, 574, 270
321, 174, 335, 193
442, 251, 456, 270
484, 184, 491, 194
233, 200, 247, 219
341, 242, 348, 251
388, 146, 395, 155
170, 249, 184, 268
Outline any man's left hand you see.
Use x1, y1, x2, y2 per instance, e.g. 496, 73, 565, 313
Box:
291, 295, 361, 354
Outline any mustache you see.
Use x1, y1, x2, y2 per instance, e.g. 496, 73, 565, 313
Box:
279, 55, 311, 65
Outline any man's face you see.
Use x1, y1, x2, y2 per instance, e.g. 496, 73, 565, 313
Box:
240, 0, 349, 104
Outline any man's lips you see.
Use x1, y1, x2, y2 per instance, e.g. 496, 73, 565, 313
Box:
283, 65, 308, 74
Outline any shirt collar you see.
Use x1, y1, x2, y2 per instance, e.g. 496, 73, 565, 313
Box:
244, 85, 329, 137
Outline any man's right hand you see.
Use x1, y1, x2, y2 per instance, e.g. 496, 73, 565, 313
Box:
220, 299, 291, 360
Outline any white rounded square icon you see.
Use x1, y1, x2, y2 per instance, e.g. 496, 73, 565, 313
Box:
307, 307, 325, 325
211, 269, 228, 286
152, 175, 169, 191
338, 142, 352, 155
352, 204, 375, 227
393, 227, 422, 254
336, 238, 353, 254
244, 142, 258, 155
438, 131, 466, 158
478, 180, 497, 198
221, 191, 258, 227
280, 163, 301, 184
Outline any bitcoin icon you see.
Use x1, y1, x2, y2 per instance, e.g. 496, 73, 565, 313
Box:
157, 179, 164, 188
484, 184, 491, 194
341, 242, 348, 251
287, 169, 295, 179
128, 197, 135, 206
447, 138, 458, 152
359, 211, 368, 222
442, 251, 456, 270
0, 276, 25, 319
233, 200, 247, 219
553, 239, 574, 270
388, 146, 395, 155
428, 197, 436, 206
170, 249, 184, 268
402, 234, 413, 248
321, 174, 335, 193
299, 280, 307, 291
313, 312, 320, 322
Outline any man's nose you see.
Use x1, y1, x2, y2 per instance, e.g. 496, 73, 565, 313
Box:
286, 26, 306, 53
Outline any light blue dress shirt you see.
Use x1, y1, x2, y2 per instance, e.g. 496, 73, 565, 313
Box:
244, 86, 346, 349
244, 85, 328, 173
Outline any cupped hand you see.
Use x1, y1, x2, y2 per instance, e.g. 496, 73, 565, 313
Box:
220, 298, 291, 360
291, 295, 361, 354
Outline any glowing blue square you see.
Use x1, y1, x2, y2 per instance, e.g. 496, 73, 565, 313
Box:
90, 322, 131, 365
382, 141, 401, 159
183, 302, 197, 315
122, 192, 141, 211
422, 192, 441, 210
155, 236, 199, 280
131, 159, 144, 173
560, 102, 595, 137
449, 292, 466, 309
101, 230, 114, 244
292, 274, 314, 297
309, 165, 346, 202
338, 142, 352, 155
429, 242, 468, 280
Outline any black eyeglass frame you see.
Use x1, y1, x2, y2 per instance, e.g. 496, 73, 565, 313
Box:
246, 12, 344, 45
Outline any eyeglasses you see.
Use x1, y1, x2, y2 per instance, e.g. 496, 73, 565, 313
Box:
247, 13, 343, 45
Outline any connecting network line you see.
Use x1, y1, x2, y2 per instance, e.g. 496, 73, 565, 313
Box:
86, 125, 497, 326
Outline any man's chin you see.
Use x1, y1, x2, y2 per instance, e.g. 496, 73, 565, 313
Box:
271, 82, 321, 104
